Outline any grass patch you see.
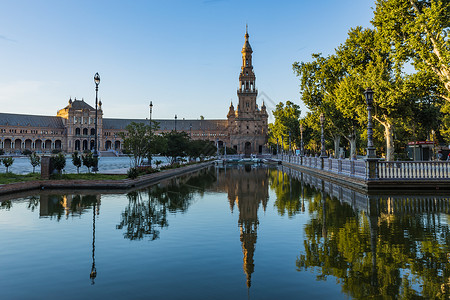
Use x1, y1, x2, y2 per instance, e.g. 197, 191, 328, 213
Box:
0, 173, 41, 184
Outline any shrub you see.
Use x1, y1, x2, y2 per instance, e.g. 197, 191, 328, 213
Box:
29, 152, 41, 173
51, 153, 66, 174
2, 157, 14, 173
22, 149, 32, 156
82, 152, 97, 173
72, 151, 82, 174
127, 167, 139, 179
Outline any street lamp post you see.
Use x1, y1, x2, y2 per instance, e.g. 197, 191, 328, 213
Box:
320, 113, 327, 158
276, 137, 279, 158
364, 88, 379, 180
190, 123, 192, 138
289, 131, 292, 162
93, 73, 100, 172
289, 131, 291, 154
149, 101, 153, 126
149, 101, 153, 168
300, 123, 304, 157
174, 115, 177, 132
364, 88, 376, 159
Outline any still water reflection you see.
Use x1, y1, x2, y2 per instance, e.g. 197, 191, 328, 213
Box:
0, 165, 449, 299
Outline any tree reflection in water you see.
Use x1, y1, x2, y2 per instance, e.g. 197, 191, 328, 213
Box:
268, 169, 314, 217
116, 168, 217, 241
281, 167, 450, 299
0, 193, 100, 220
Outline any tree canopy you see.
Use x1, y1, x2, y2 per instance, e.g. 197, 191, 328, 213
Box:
287, 0, 450, 161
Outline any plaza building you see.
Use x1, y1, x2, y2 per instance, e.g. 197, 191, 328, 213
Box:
0, 29, 267, 156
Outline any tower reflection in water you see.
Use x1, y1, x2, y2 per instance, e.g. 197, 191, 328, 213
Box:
217, 164, 270, 289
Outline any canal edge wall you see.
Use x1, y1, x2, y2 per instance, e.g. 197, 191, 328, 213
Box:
281, 161, 450, 192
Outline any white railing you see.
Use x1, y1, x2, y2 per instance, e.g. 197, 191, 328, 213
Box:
278, 155, 366, 179
378, 161, 450, 179
276, 154, 450, 181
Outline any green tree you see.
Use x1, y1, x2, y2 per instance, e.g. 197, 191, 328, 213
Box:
2, 157, 14, 173
72, 151, 82, 174
82, 152, 97, 173
162, 131, 190, 164
373, 0, 450, 101
149, 134, 167, 160
269, 101, 301, 152
188, 139, 216, 161
29, 152, 40, 173
293, 53, 360, 158
51, 152, 66, 174
119, 122, 151, 168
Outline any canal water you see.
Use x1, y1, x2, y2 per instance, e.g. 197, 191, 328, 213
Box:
0, 165, 449, 299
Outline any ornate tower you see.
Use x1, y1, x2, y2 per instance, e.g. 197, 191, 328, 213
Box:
228, 27, 268, 156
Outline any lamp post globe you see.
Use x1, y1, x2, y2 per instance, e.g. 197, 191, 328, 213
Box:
93, 72, 100, 172
364, 87, 374, 107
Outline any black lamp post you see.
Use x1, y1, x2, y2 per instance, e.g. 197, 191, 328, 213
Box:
149, 101, 153, 126
276, 137, 279, 157
149, 101, 153, 168
189, 123, 192, 137
320, 113, 327, 158
300, 123, 304, 157
174, 115, 177, 132
289, 131, 291, 155
93, 72, 100, 172
364, 88, 376, 158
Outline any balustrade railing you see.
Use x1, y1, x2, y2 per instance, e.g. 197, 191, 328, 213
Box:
276, 155, 450, 181
378, 161, 450, 179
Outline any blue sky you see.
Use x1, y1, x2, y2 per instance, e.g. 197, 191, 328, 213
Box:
0, 0, 375, 121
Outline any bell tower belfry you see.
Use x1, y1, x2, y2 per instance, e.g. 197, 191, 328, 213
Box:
238, 25, 257, 116
227, 27, 268, 156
